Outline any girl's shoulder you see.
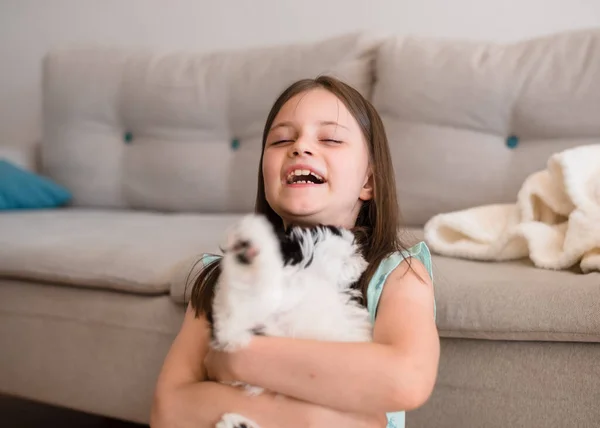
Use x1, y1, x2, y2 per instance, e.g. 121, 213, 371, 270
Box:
366, 241, 435, 324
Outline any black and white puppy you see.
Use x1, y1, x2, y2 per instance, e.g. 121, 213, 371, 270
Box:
211, 214, 373, 428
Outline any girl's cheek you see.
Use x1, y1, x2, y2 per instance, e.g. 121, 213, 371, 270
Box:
262, 157, 279, 184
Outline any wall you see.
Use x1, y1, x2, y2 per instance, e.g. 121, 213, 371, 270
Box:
1, 0, 599, 151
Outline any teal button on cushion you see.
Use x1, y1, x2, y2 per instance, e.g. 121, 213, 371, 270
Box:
0, 159, 72, 210
506, 135, 519, 148
124, 131, 133, 144
231, 138, 240, 150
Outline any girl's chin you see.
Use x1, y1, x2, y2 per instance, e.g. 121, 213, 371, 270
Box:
278, 197, 324, 214
278, 209, 324, 226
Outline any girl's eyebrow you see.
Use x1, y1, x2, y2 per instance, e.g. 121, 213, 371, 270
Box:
319, 120, 349, 130
269, 121, 294, 132
269, 120, 349, 132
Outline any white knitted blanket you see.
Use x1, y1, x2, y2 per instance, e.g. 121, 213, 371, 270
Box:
424, 144, 600, 272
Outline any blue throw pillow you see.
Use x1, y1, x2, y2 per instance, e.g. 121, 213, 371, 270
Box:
0, 159, 72, 210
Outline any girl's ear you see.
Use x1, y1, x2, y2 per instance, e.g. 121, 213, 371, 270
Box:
359, 172, 374, 201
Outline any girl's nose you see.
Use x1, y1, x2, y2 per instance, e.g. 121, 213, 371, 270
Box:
288, 139, 313, 157
292, 147, 313, 157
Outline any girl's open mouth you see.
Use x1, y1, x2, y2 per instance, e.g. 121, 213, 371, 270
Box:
286, 169, 325, 185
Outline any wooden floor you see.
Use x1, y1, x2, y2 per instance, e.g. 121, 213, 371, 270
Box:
0, 395, 148, 428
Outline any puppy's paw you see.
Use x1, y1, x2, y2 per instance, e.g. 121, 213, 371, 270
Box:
226, 234, 259, 266
216, 412, 261, 428
244, 385, 264, 396
223, 214, 279, 267
221, 381, 263, 397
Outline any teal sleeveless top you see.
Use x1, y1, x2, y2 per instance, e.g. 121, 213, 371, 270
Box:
198, 241, 435, 428
366, 241, 435, 428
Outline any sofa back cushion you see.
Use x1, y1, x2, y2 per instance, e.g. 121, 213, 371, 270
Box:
41, 33, 377, 212
372, 28, 600, 226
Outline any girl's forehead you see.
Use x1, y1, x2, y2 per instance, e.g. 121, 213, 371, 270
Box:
276, 89, 354, 126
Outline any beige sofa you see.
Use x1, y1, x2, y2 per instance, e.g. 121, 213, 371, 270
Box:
1, 28, 599, 428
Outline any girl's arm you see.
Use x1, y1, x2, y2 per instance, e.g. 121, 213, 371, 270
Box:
152, 381, 386, 428
150, 304, 387, 428
211, 258, 439, 416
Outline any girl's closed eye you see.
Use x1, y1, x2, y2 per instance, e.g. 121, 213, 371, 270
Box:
270, 139, 294, 145
270, 138, 342, 145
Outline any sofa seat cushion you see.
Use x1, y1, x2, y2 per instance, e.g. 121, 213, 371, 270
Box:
0, 209, 242, 295
434, 255, 600, 343
408, 226, 600, 343
2, 212, 597, 343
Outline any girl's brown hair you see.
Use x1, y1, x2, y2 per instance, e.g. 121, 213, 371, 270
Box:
189, 75, 412, 320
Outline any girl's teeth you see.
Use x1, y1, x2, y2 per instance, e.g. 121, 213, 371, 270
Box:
286, 169, 324, 183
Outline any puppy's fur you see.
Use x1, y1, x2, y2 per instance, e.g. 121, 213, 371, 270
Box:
211, 214, 372, 428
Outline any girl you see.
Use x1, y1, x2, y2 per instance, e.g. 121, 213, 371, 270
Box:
151, 76, 439, 428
